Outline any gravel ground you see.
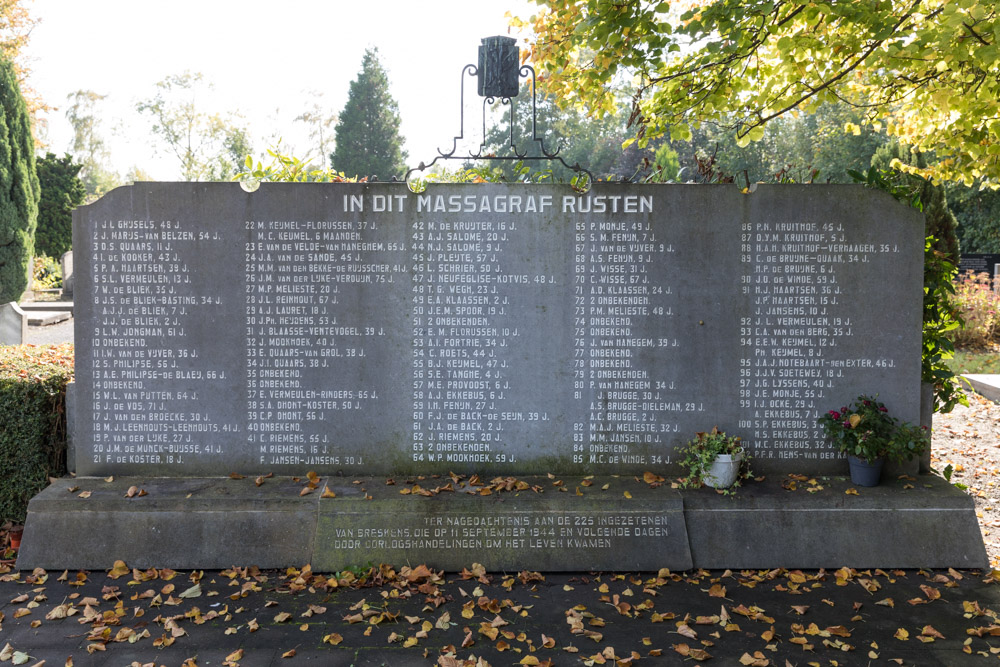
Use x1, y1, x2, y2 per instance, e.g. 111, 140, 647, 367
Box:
932, 390, 1000, 569
25, 317, 74, 345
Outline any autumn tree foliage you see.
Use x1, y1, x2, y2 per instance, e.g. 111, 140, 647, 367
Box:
0, 0, 47, 141
513, 0, 1000, 187
0, 56, 38, 304
331, 48, 407, 179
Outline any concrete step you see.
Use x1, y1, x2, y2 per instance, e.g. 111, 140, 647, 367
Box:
26, 310, 70, 326
19, 300, 73, 313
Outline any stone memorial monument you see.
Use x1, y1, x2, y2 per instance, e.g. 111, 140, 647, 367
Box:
16, 181, 987, 571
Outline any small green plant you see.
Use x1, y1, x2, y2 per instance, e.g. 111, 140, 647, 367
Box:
677, 427, 751, 492
31, 255, 61, 291
818, 395, 929, 465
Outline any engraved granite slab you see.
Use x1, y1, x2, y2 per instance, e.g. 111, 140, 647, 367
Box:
72, 183, 923, 478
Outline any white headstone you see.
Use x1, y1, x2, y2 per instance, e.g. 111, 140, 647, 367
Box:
0, 301, 27, 344
61, 250, 74, 299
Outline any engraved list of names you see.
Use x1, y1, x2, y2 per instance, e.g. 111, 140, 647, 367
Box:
74, 183, 923, 477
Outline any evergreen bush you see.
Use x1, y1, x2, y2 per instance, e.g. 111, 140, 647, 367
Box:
0, 56, 39, 304
0, 344, 72, 522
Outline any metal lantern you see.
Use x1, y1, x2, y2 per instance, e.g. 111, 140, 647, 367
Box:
478, 36, 520, 98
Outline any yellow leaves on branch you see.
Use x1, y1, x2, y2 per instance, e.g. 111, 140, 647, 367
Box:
512, 0, 1000, 187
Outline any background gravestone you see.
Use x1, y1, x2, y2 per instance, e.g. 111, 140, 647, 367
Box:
60, 250, 73, 299
0, 302, 26, 344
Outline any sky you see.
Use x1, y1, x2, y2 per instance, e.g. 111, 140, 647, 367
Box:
25, 0, 535, 180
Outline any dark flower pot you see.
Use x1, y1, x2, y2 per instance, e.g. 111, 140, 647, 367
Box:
848, 455, 883, 487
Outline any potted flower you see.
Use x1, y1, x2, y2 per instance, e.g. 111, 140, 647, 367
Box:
818, 395, 929, 486
677, 427, 750, 491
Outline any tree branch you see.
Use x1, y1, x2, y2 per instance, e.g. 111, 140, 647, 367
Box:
963, 22, 991, 46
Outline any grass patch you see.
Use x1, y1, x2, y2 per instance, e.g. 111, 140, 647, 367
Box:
946, 347, 1000, 375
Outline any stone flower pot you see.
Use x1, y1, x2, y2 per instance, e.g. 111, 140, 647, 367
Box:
703, 449, 744, 489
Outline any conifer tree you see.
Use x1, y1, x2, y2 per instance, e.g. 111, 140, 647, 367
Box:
36, 153, 85, 258
0, 57, 39, 304
331, 48, 407, 179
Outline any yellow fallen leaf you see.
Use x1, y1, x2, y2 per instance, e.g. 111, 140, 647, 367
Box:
895, 628, 909, 640
281, 649, 296, 658
108, 560, 129, 579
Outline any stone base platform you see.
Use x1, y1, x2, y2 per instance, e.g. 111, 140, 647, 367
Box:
16, 474, 987, 571
25, 310, 70, 326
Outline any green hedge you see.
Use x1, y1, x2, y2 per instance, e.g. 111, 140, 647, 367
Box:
0, 344, 73, 522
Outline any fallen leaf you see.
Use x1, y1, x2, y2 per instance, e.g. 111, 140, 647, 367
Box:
919, 585, 941, 600
921, 625, 945, 639
739, 652, 770, 666
177, 584, 201, 599
108, 561, 129, 579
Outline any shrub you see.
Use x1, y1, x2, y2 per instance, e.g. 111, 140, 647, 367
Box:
0, 344, 73, 522
31, 254, 61, 291
949, 271, 1000, 349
